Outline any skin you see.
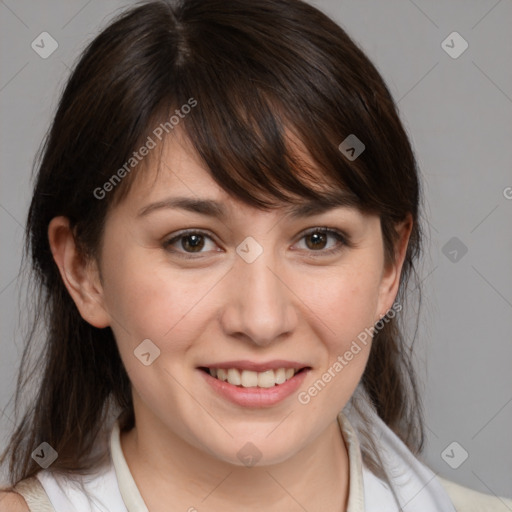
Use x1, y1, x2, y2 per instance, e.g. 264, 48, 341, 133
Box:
48, 132, 412, 512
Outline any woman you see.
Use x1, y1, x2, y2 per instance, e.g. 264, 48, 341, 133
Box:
0, 0, 510, 510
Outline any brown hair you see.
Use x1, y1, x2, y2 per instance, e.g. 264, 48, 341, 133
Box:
1, 0, 424, 486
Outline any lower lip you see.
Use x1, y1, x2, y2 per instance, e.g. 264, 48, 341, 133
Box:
198, 369, 310, 408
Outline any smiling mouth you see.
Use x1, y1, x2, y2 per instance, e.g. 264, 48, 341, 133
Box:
199, 367, 308, 388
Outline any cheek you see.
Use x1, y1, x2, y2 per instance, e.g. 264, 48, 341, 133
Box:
295, 260, 381, 407
102, 256, 171, 337
100, 247, 222, 352
304, 262, 382, 345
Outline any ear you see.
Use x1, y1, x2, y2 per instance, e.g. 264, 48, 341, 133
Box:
48, 216, 111, 328
375, 213, 413, 321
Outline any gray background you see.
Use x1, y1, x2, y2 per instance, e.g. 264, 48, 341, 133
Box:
1, 0, 511, 499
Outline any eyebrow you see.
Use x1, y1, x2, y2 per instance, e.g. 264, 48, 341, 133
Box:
136, 192, 358, 219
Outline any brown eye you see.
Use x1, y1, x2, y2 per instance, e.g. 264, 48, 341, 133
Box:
295, 228, 349, 257
180, 233, 205, 252
305, 231, 328, 250
163, 230, 218, 258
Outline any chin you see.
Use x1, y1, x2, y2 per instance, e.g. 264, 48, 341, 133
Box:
205, 430, 306, 468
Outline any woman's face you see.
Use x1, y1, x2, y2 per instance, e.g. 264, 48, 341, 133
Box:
80, 133, 410, 466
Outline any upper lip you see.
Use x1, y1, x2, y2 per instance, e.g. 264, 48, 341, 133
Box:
198, 360, 310, 372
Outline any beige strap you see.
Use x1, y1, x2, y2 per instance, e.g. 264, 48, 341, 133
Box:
337, 412, 365, 512
438, 476, 512, 512
110, 422, 149, 511
12, 477, 56, 512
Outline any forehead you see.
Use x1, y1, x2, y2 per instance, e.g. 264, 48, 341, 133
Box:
117, 129, 363, 220
126, 132, 234, 204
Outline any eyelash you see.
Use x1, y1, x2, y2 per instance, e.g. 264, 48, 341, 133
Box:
162, 227, 351, 260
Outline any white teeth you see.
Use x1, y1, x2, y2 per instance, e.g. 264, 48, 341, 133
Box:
258, 370, 276, 388
275, 368, 286, 385
241, 370, 259, 387
208, 367, 301, 388
227, 368, 241, 386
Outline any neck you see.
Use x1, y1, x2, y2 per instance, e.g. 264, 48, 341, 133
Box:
121, 403, 350, 512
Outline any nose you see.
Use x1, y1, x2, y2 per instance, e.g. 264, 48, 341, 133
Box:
219, 245, 297, 347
